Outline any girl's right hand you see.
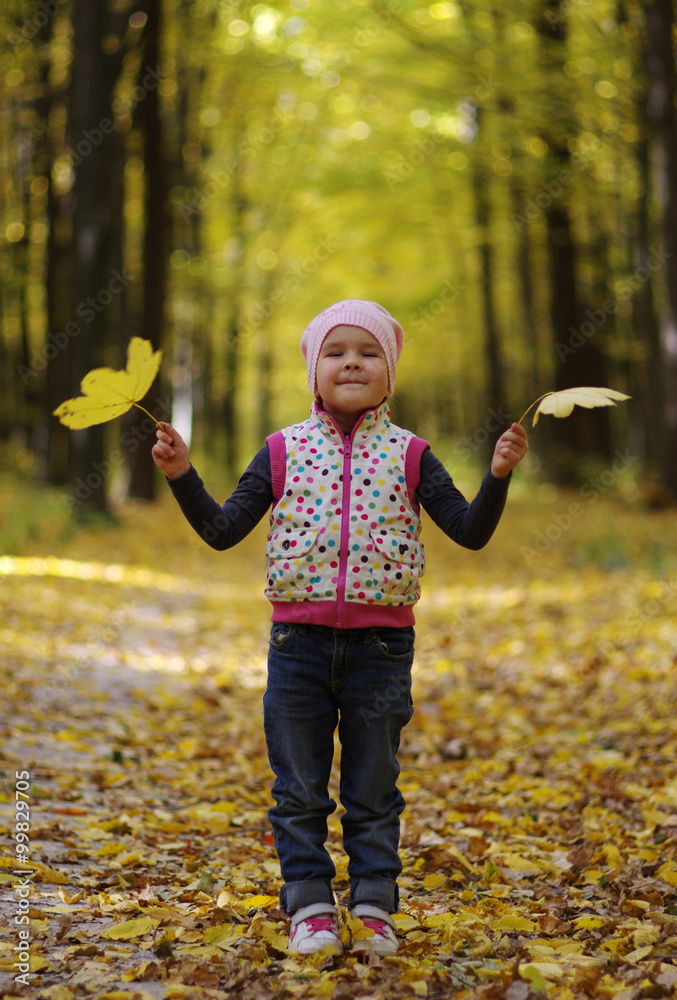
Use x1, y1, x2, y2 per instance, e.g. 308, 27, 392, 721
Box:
152, 421, 191, 480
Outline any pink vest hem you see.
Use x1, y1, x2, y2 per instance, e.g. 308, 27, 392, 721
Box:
270, 599, 415, 629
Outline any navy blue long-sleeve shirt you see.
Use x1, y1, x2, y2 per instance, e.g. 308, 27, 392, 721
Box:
168, 444, 510, 552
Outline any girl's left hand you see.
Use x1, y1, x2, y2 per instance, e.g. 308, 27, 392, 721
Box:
491, 422, 528, 479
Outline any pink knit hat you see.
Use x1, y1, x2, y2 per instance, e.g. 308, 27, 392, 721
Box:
300, 299, 404, 394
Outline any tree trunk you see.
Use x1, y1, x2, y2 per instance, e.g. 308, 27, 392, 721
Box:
472, 157, 504, 448
222, 176, 246, 478
633, 110, 663, 469
126, 0, 168, 499
67, 0, 125, 517
644, 0, 677, 498
537, 0, 610, 483
510, 179, 540, 404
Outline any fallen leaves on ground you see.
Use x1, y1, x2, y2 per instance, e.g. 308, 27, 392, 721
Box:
1, 486, 676, 999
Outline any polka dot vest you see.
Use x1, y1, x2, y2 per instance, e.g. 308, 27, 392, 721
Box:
265, 401, 425, 615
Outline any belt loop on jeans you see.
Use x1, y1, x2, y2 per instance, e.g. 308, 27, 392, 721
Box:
363, 629, 376, 643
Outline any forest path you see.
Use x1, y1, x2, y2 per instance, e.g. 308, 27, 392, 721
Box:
1, 493, 677, 998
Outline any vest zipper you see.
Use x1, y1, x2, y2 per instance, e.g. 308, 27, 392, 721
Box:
335, 427, 353, 628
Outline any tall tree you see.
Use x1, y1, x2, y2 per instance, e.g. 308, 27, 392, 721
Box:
125, 0, 169, 499
537, 0, 611, 482
65, 0, 127, 516
643, 0, 677, 498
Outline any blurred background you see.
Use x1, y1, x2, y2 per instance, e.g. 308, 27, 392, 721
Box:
1, 0, 676, 525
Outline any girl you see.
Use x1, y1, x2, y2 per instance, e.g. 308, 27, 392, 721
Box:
152, 299, 528, 956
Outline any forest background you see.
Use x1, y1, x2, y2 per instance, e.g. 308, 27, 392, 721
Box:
3, 3, 677, 996
1, 0, 677, 522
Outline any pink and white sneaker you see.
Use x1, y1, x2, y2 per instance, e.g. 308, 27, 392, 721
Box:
288, 902, 343, 955
350, 904, 398, 956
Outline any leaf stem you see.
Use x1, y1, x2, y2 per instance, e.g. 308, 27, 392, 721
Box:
518, 392, 554, 426
132, 402, 161, 426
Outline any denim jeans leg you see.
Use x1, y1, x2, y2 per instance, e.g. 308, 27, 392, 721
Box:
337, 627, 415, 914
263, 623, 338, 915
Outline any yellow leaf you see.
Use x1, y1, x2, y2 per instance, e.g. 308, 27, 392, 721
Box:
521, 961, 564, 981
623, 945, 654, 964
96, 843, 125, 857
121, 961, 158, 982
574, 916, 607, 930
308, 981, 335, 998
527, 386, 630, 426
657, 862, 677, 887
33, 867, 70, 884
490, 915, 537, 932
242, 894, 278, 909
603, 844, 624, 866
204, 924, 234, 944
98, 993, 157, 1000
495, 853, 542, 873
520, 966, 548, 992
53, 337, 162, 429
58, 888, 84, 904
347, 914, 376, 940
423, 873, 449, 890
393, 914, 421, 932
101, 917, 159, 940
256, 921, 288, 951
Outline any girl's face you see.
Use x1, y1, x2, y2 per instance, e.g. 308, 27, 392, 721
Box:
315, 325, 389, 433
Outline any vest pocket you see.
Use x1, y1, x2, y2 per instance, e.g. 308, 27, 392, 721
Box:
266, 527, 322, 596
369, 529, 423, 597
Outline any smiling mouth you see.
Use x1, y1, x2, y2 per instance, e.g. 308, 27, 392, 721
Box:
338, 379, 367, 385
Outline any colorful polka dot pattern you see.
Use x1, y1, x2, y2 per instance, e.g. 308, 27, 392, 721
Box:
265, 401, 425, 606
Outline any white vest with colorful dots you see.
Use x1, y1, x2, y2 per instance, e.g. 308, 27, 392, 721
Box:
265, 401, 428, 628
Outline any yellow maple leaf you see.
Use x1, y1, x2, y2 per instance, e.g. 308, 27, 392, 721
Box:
519, 387, 630, 427
53, 337, 163, 429
101, 916, 159, 940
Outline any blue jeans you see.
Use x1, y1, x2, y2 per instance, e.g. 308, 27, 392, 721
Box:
263, 622, 415, 916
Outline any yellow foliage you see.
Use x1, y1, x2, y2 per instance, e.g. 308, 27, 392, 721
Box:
4, 483, 677, 998
101, 917, 160, 940
657, 862, 677, 886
